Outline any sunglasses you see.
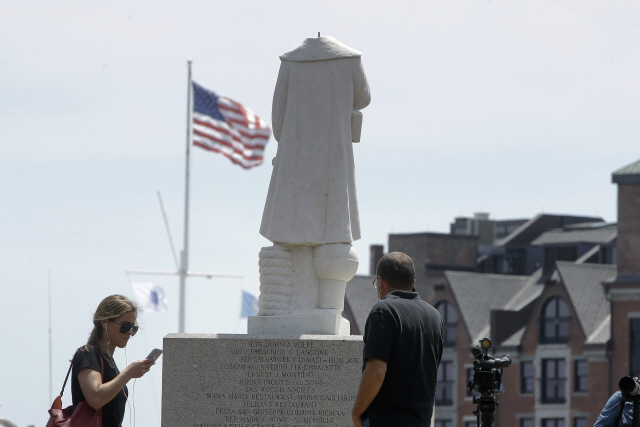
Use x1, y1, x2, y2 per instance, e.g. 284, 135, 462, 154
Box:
109, 319, 138, 336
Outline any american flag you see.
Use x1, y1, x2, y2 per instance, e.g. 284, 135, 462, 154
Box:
192, 81, 271, 169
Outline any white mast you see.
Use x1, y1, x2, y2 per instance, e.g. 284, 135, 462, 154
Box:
179, 59, 193, 333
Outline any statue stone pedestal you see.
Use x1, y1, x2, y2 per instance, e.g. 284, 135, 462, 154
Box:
247, 313, 350, 335
161, 333, 362, 427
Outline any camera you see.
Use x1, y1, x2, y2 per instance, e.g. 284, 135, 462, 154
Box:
619, 376, 640, 396
467, 337, 512, 427
468, 337, 512, 395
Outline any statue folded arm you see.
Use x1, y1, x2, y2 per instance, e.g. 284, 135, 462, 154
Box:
353, 59, 371, 111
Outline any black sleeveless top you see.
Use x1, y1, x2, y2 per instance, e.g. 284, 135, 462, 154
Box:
71, 345, 128, 427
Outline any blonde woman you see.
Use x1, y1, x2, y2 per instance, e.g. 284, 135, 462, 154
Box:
71, 295, 155, 427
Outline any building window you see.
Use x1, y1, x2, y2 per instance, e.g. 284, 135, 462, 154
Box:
542, 358, 566, 404
574, 360, 587, 392
435, 420, 452, 427
521, 361, 534, 393
544, 246, 578, 273
574, 417, 587, 427
436, 301, 457, 347
600, 246, 617, 264
520, 418, 534, 427
631, 319, 640, 376
505, 248, 526, 275
436, 361, 454, 406
540, 297, 570, 343
542, 418, 565, 427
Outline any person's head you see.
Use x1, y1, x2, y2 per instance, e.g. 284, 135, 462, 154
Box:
375, 252, 415, 298
87, 295, 139, 350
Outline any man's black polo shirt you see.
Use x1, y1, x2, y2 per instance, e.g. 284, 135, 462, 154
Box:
362, 290, 444, 427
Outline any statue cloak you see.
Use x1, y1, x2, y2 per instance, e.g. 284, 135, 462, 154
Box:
260, 37, 371, 245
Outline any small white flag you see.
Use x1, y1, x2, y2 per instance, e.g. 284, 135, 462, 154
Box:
131, 282, 168, 312
241, 290, 259, 318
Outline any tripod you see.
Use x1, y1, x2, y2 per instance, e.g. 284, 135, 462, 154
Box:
473, 394, 499, 427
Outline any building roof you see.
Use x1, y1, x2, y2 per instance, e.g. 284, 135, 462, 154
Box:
444, 270, 541, 342
612, 159, 640, 184
444, 262, 614, 347
576, 245, 601, 264
503, 269, 544, 310
501, 326, 526, 347
531, 224, 617, 246
586, 315, 610, 344
497, 214, 604, 247
555, 261, 616, 343
344, 274, 378, 334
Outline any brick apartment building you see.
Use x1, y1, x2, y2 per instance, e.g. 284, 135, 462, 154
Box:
343, 159, 640, 427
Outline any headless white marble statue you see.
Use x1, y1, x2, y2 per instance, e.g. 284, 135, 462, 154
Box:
248, 36, 370, 335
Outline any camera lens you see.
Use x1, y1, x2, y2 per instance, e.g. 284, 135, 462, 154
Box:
619, 376, 640, 396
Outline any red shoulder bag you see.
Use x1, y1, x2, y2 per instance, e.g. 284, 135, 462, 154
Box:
46, 353, 103, 427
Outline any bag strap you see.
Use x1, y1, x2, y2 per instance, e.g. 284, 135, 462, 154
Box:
59, 347, 106, 397
99, 351, 104, 379
59, 360, 74, 397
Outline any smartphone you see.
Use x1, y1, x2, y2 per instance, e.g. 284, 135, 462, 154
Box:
146, 348, 163, 361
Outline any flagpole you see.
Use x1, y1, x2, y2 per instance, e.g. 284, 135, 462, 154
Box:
179, 59, 193, 333
48, 268, 53, 403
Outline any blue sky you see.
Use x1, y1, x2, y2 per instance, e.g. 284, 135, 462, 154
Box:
1, 1, 639, 426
